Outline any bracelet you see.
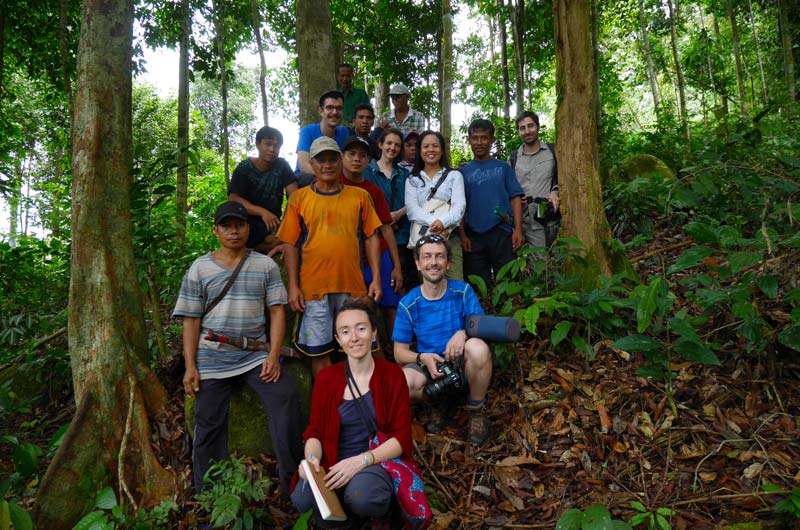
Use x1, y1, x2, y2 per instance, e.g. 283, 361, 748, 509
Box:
369, 450, 376, 465
361, 452, 370, 468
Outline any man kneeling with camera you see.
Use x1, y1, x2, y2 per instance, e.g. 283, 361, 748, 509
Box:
392, 233, 493, 445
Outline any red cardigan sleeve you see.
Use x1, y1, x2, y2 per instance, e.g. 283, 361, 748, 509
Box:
372, 360, 414, 459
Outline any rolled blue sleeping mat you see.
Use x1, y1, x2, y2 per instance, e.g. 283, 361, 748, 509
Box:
464, 314, 521, 343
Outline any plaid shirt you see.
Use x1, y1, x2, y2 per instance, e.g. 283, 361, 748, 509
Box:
380, 108, 427, 134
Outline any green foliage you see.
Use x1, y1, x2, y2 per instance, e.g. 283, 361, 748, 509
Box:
557, 504, 633, 530
629, 501, 675, 530
72, 487, 177, 530
762, 484, 800, 520
196, 456, 272, 529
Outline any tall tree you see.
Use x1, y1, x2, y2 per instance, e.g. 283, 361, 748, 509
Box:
32, 0, 173, 526
296, 0, 335, 125
252, 0, 269, 125
638, 0, 660, 112
176, 0, 191, 242
666, 0, 689, 140
508, 0, 525, 111
212, 0, 231, 185
726, 0, 747, 110
745, 0, 767, 103
554, 0, 619, 282
777, 0, 796, 100
497, 0, 512, 117
440, 0, 453, 148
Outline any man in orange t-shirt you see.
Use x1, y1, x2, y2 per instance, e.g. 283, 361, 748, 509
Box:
277, 136, 383, 377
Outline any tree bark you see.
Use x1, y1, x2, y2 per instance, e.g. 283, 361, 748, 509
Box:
554, 0, 622, 283
497, 0, 511, 118
374, 79, 389, 116
777, 0, 796, 100
726, 0, 747, 110
666, 0, 689, 141
591, 0, 602, 139
509, 0, 525, 113
745, 0, 767, 103
296, 0, 335, 126
252, 0, 269, 126
176, 0, 190, 243
712, 13, 729, 112
638, 0, 660, 112
32, 0, 174, 527
213, 0, 230, 185
440, 0, 453, 150
59, 0, 74, 118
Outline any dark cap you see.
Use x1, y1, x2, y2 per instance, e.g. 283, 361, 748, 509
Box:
342, 135, 370, 152
403, 130, 420, 141
214, 201, 248, 224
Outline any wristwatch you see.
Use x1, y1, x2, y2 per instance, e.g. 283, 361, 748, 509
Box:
416, 352, 423, 366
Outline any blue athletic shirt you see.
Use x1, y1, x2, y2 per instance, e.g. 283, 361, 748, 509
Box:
461, 158, 524, 234
392, 280, 485, 355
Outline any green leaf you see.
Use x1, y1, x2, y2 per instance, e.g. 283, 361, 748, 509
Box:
668, 317, 701, 343
555, 508, 582, 530
684, 222, 718, 243
7, 504, 32, 530
777, 155, 800, 168
292, 510, 312, 530
581, 504, 613, 530
629, 501, 647, 512
551, 321, 573, 347
12, 443, 43, 477
611, 522, 634, 530
778, 324, 800, 352
47, 424, 69, 451
94, 487, 118, 510
524, 305, 540, 336
571, 336, 594, 359
211, 493, 241, 527
637, 277, 661, 333
611, 335, 660, 353
655, 513, 670, 530
755, 275, 779, 298
728, 251, 762, 273
73, 511, 106, 530
668, 246, 713, 273
761, 483, 782, 492
655, 508, 675, 516
629, 512, 650, 526
673, 338, 721, 366
1, 500, 10, 530
467, 274, 487, 298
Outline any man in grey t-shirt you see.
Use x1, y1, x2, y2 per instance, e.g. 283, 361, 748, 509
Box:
510, 111, 560, 248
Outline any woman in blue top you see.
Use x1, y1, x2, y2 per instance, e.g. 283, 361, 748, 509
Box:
363, 128, 411, 333
405, 130, 466, 280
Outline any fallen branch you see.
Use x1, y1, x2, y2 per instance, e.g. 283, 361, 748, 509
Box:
629, 240, 693, 264
413, 441, 457, 509
118, 374, 138, 510
670, 489, 788, 508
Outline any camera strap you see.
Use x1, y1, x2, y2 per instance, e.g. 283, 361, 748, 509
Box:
344, 361, 378, 438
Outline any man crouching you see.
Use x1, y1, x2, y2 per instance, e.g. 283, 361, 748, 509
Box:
392, 233, 493, 445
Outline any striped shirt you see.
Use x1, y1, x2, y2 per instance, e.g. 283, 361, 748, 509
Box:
172, 252, 287, 379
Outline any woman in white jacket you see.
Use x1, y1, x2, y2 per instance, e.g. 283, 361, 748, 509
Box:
405, 130, 466, 280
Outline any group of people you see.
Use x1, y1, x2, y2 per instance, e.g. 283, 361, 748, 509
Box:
172, 65, 560, 528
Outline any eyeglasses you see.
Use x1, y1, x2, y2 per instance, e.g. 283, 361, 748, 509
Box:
323, 105, 344, 112
415, 233, 446, 249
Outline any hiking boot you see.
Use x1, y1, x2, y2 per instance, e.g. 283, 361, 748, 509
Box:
465, 404, 490, 445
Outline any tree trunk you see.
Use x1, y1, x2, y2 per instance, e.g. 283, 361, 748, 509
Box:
638, 0, 660, 112
0, 0, 6, 97
591, 0, 602, 139
777, 0, 796, 100
509, 0, 525, 113
32, 0, 174, 527
666, 0, 689, 141
440, 0, 453, 150
726, 0, 747, 110
712, 13, 729, 112
59, 0, 74, 118
497, 0, 511, 118
374, 79, 389, 115
296, 0, 335, 126
252, 0, 269, 126
554, 0, 622, 284
213, 0, 230, 185
176, 0, 190, 243
745, 0, 767, 103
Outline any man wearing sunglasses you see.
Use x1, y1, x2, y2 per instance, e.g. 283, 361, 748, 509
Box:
392, 234, 493, 445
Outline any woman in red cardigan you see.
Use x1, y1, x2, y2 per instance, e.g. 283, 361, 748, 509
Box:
291, 297, 415, 528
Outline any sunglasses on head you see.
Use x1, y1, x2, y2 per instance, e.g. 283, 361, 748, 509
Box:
415, 233, 446, 249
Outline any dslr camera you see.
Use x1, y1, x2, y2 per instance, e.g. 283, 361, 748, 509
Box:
424, 358, 466, 400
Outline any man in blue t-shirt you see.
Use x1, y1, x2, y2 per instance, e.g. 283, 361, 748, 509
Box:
295, 90, 351, 187
392, 234, 493, 445
459, 118, 525, 288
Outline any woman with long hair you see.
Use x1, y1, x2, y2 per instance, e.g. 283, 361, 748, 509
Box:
405, 130, 466, 280
291, 297, 429, 529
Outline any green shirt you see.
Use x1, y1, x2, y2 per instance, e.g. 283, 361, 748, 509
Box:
339, 86, 370, 127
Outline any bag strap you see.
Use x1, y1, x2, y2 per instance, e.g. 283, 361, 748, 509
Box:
426, 168, 451, 201
202, 250, 250, 318
345, 362, 379, 438
546, 142, 558, 190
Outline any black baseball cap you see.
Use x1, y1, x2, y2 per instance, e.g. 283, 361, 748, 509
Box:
342, 135, 370, 152
214, 201, 248, 224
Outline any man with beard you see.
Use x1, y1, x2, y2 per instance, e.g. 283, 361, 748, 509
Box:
392, 234, 492, 445
510, 111, 560, 249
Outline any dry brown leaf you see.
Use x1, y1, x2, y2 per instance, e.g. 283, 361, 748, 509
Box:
742, 462, 764, 481
527, 363, 548, 381
699, 471, 717, 483
498, 456, 542, 467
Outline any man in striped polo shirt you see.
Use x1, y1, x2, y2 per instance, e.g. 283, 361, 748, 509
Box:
173, 201, 302, 497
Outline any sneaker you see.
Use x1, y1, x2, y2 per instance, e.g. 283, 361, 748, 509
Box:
465, 406, 490, 445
